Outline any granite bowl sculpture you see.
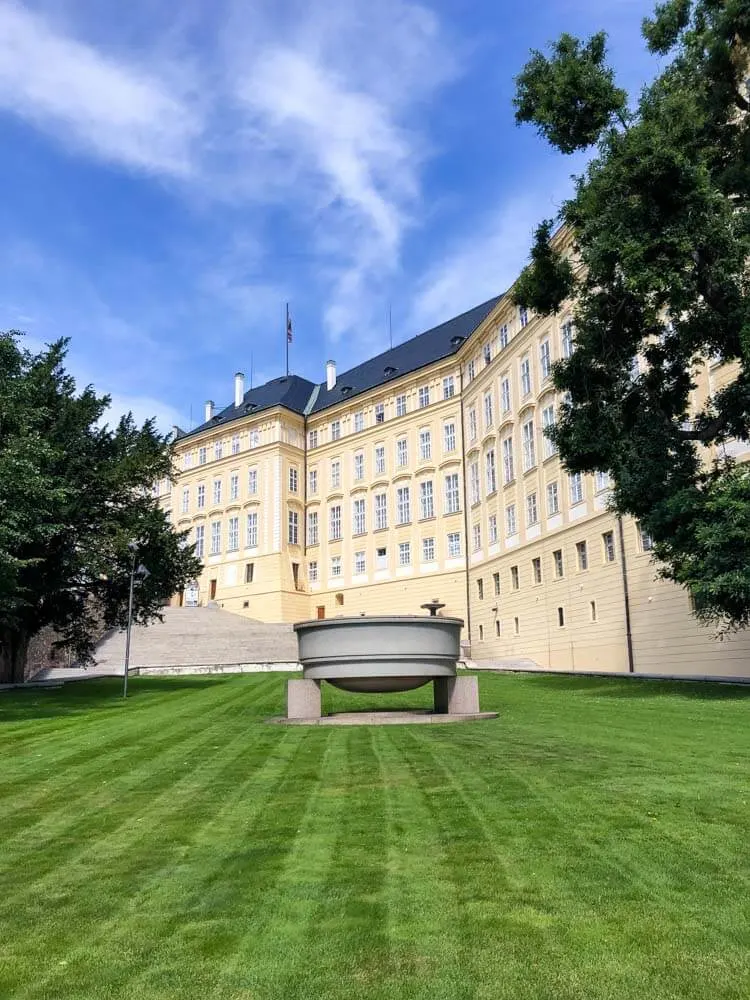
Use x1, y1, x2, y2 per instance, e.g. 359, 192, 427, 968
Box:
293, 615, 463, 693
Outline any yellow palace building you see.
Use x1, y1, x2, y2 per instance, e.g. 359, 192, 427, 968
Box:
160, 262, 750, 680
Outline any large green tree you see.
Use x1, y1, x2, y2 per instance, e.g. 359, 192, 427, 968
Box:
512, 0, 750, 628
0, 333, 202, 683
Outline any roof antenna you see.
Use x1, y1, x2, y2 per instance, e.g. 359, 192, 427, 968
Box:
388, 303, 393, 350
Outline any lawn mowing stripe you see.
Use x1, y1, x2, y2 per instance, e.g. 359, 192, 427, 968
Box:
9, 724, 310, 999
0, 676, 285, 901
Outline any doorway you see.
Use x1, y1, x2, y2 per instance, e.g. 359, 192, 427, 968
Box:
209, 579, 217, 601
316, 605, 325, 620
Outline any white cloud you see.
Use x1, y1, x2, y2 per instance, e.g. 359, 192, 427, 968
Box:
103, 392, 189, 434
0, 1, 201, 175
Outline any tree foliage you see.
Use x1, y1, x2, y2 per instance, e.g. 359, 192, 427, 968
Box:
0, 334, 202, 682
512, 1, 750, 628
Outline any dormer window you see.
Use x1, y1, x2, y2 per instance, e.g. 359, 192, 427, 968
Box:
384, 365, 397, 377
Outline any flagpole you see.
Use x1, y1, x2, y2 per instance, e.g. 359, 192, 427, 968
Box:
286, 302, 290, 377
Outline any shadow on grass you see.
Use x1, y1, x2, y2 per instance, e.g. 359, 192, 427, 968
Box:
511, 672, 750, 701
0, 675, 229, 724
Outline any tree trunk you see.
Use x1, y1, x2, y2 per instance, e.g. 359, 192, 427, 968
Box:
0, 629, 29, 684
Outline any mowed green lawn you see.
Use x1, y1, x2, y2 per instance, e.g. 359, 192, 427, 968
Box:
0, 673, 748, 1000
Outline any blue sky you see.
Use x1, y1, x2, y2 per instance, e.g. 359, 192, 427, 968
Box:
0, 0, 661, 431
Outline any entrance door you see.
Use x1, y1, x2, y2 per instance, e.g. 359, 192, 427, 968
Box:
316, 605, 325, 620
209, 579, 217, 601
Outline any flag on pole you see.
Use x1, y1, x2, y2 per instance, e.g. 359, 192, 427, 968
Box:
287, 309, 293, 344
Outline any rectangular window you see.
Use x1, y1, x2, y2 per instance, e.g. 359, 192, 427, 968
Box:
558, 607, 565, 628
353, 498, 366, 535
467, 359, 476, 382
309, 469, 318, 495
526, 492, 538, 526
419, 428, 432, 461
561, 320, 574, 359
505, 503, 517, 537
308, 429, 318, 449
502, 437, 515, 484
249, 430, 260, 449
354, 550, 366, 575
540, 339, 551, 379
331, 420, 341, 441
484, 391, 494, 428
576, 540, 588, 570
231, 434, 240, 455
329, 504, 342, 541
470, 461, 480, 505
228, 516, 239, 551
213, 479, 222, 505
547, 481, 559, 515
354, 411, 364, 433
198, 447, 207, 465
214, 441, 223, 461
375, 403, 385, 424
553, 549, 564, 578
399, 542, 411, 566
375, 445, 385, 475
244, 562, 254, 584
308, 511, 319, 546
520, 357, 532, 396
499, 322, 509, 348
308, 560, 318, 583
184, 452, 193, 470
418, 386, 430, 408
570, 472, 584, 505
522, 419, 536, 471
230, 474, 239, 501
288, 510, 299, 545
532, 557, 542, 583
514, 616, 520, 635
248, 469, 258, 495
542, 405, 556, 458
603, 530, 616, 562
331, 556, 342, 578
468, 408, 477, 442
289, 467, 298, 493
477, 578, 484, 599
246, 512, 258, 548
354, 452, 364, 481
483, 343, 492, 367
488, 514, 498, 545
194, 525, 205, 558
420, 480, 435, 520
493, 571, 500, 595
447, 532, 461, 557
422, 537, 435, 562
376, 546, 387, 569
374, 493, 388, 530
639, 525, 654, 551
181, 487, 189, 513
210, 520, 221, 555
330, 460, 341, 489
511, 565, 519, 590
485, 448, 497, 494
396, 394, 407, 417
444, 422, 456, 452
519, 306, 529, 328
472, 523, 482, 551
444, 473, 460, 514
397, 438, 408, 467
397, 487, 411, 525
443, 376, 455, 399
595, 470, 611, 492
501, 377, 511, 414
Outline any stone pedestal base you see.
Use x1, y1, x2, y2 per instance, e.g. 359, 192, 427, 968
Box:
287, 679, 321, 719
433, 675, 480, 714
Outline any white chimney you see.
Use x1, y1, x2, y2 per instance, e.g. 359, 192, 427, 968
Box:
234, 371, 245, 408
204, 400, 214, 422
326, 360, 336, 391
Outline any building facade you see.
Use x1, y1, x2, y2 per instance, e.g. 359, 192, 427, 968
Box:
161, 262, 750, 679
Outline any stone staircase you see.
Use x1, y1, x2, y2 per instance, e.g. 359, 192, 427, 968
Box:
91, 607, 300, 675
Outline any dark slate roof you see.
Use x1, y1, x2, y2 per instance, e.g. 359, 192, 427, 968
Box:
180, 374, 317, 440
309, 295, 502, 413
177, 295, 501, 440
